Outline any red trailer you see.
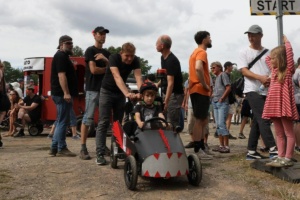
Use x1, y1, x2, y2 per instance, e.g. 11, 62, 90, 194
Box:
23, 57, 96, 136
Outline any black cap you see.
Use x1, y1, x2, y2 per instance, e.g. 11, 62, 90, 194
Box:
224, 61, 235, 69
140, 81, 158, 94
93, 26, 109, 34
57, 35, 72, 49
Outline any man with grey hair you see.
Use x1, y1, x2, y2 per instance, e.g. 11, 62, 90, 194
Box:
156, 35, 184, 132
238, 25, 277, 160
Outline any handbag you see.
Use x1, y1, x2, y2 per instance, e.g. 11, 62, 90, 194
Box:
235, 49, 269, 95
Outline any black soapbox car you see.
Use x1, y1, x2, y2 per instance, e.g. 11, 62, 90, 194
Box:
110, 117, 202, 190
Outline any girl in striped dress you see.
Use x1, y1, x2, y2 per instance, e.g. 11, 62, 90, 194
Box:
263, 35, 299, 167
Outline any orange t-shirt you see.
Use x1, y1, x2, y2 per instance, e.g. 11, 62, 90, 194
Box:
189, 47, 210, 96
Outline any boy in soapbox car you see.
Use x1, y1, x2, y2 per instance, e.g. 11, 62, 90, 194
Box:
110, 81, 202, 190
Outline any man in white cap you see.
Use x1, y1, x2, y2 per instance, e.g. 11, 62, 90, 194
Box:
237, 25, 277, 160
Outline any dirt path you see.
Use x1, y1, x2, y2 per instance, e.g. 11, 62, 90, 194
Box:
1, 123, 299, 200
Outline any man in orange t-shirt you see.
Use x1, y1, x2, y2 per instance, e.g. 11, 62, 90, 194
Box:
189, 31, 212, 159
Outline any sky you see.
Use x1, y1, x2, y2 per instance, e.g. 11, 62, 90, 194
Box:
1, 0, 300, 73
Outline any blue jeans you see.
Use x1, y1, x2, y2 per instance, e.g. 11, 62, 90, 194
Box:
51, 96, 72, 151
96, 88, 125, 155
212, 101, 229, 136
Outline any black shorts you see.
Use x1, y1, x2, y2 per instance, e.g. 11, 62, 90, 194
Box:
241, 99, 252, 118
190, 93, 210, 120
295, 104, 300, 123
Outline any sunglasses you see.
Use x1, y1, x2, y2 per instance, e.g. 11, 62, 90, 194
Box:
64, 42, 73, 45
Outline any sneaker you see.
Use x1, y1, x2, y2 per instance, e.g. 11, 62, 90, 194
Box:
13, 118, 23, 128
56, 148, 76, 157
259, 146, 269, 153
269, 147, 278, 158
238, 133, 246, 139
196, 149, 213, 160
212, 146, 223, 152
204, 143, 210, 150
203, 148, 215, 156
0, 138, 3, 148
72, 135, 80, 140
14, 129, 25, 137
105, 146, 111, 156
219, 147, 230, 153
228, 134, 237, 140
47, 134, 53, 139
48, 148, 58, 156
184, 141, 194, 148
295, 146, 300, 155
266, 158, 293, 168
96, 154, 107, 165
246, 151, 268, 160
80, 149, 91, 160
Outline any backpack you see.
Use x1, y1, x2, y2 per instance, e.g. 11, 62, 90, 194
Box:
221, 73, 236, 104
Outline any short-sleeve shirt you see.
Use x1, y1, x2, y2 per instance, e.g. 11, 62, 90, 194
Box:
161, 52, 183, 94
189, 47, 210, 96
101, 54, 140, 93
23, 94, 42, 121
133, 103, 162, 129
51, 51, 77, 96
237, 47, 270, 93
212, 72, 231, 103
84, 46, 110, 91
293, 68, 300, 104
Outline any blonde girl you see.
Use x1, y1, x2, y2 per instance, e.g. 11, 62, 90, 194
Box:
263, 35, 299, 167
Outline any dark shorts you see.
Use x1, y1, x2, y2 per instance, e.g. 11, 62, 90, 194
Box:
241, 99, 252, 118
295, 104, 300, 123
190, 93, 210, 120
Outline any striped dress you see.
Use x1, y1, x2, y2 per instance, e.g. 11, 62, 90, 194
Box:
262, 41, 299, 120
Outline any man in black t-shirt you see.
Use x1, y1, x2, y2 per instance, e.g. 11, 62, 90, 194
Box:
95, 42, 143, 165
49, 35, 77, 157
79, 26, 110, 160
156, 35, 184, 131
14, 87, 42, 137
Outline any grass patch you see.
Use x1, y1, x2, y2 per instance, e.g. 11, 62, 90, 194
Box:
271, 185, 300, 200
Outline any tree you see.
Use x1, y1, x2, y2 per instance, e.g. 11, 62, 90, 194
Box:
182, 71, 189, 84
105, 46, 152, 75
230, 67, 243, 82
73, 45, 84, 57
3, 61, 23, 83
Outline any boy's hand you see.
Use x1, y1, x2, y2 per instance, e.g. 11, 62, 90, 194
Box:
138, 122, 144, 129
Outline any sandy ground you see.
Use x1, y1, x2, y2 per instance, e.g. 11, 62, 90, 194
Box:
0, 121, 300, 200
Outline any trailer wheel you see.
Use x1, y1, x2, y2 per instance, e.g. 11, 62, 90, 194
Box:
28, 125, 39, 136
187, 154, 202, 186
110, 141, 118, 169
76, 118, 95, 137
124, 155, 138, 190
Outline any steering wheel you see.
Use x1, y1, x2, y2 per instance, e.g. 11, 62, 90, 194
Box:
142, 117, 169, 130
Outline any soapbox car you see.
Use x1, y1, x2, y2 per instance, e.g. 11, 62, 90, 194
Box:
111, 117, 202, 190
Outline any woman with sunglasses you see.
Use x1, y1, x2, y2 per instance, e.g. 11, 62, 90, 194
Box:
3, 90, 23, 137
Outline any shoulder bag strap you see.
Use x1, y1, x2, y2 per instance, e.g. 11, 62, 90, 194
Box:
248, 49, 268, 70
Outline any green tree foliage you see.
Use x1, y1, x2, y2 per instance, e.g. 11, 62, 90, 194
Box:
105, 46, 152, 76
182, 71, 189, 84
73, 45, 84, 57
2, 61, 23, 83
230, 67, 242, 82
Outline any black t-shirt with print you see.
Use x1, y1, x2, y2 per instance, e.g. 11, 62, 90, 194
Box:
101, 54, 140, 93
84, 46, 110, 91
